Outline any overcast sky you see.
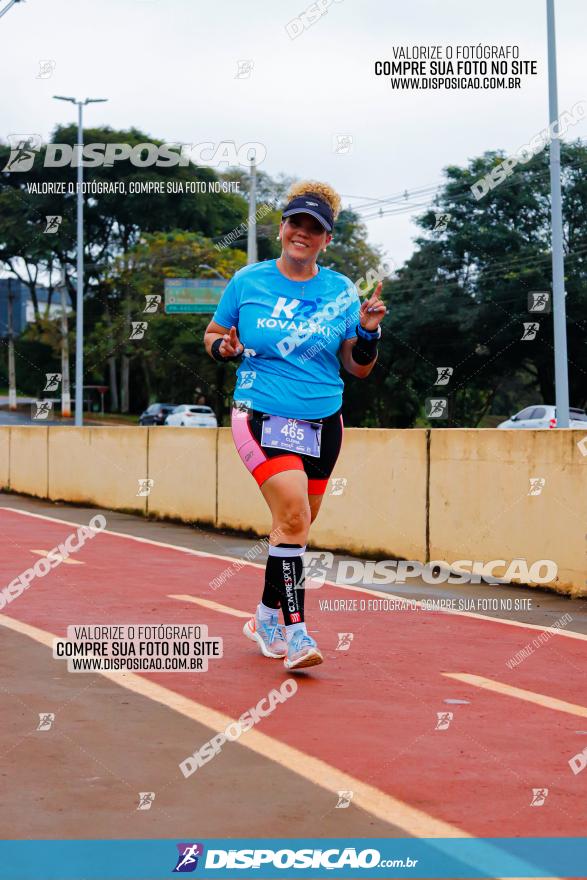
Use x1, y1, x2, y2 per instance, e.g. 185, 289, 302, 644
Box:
1, 0, 586, 267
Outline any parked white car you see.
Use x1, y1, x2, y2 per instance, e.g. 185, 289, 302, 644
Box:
165, 405, 217, 428
498, 405, 587, 429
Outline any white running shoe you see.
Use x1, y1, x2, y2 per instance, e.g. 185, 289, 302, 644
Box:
284, 630, 324, 671
243, 611, 288, 659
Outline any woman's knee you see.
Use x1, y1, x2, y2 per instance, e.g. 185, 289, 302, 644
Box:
275, 501, 311, 538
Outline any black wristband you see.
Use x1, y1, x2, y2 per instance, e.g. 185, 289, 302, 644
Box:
211, 337, 243, 363
351, 330, 379, 366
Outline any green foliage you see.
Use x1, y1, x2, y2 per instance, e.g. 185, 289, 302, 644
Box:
322, 209, 384, 284
359, 141, 587, 426
83, 230, 245, 413
0, 126, 248, 310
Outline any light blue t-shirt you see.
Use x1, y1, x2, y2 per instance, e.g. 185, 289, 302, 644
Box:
212, 259, 360, 419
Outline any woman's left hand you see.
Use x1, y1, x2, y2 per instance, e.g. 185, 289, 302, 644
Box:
359, 281, 387, 332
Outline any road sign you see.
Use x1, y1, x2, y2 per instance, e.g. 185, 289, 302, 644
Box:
164, 278, 227, 314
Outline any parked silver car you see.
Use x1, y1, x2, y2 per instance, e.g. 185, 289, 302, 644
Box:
498, 405, 587, 429
165, 405, 218, 428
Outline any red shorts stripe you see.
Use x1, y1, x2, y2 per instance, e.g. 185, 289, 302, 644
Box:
252, 454, 304, 487
307, 478, 329, 495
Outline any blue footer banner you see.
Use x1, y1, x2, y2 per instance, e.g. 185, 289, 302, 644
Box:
0, 838, 585, 879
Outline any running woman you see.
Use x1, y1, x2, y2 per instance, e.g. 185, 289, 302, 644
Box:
204, 180, 386, 670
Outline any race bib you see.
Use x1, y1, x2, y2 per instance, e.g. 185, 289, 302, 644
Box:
260, 415, 322, 458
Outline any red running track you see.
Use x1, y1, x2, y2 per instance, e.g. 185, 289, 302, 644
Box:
1, 507, 585, 839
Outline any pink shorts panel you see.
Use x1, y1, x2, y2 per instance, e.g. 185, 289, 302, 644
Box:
230, 408, 267, 475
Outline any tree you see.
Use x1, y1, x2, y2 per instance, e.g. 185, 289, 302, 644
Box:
321, 209, 385, 284
0, 126, 248, 321
371, 141, 587, 426
87, 230, 247, 417
0, 126, 249, 409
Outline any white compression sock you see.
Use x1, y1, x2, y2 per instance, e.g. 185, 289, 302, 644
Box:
285, 622, 308, 642
257, 602, 278, 622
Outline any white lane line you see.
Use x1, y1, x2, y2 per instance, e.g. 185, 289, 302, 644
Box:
444, 672, 587, 718
169, 594, 250, 619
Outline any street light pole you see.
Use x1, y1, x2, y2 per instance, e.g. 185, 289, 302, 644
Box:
546, 0, 570, 428
75, 100, 84, 426
247, 161, 257, 265
198, 263, 227, 423
0, 0, 23, 19
7, 278, 17, 411
59, 268, 71, 419
53, 95, 108, 426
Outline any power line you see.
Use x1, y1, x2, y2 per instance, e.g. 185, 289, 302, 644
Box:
344, 153, 587, 221
381, 245, 587, 297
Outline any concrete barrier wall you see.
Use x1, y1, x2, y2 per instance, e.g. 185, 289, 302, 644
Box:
0, 425, 585, 596
9, 427, 48, 498
47, 427, 148, 514
217, 428, 428, 561
148, 427, 216, 526
306, 428, 428, 561
217, 427, 272, 534
0, 428, 8, 490
430, 428, 587, 597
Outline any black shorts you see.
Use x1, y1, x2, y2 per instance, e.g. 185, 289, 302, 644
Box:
231, 406, 344, 495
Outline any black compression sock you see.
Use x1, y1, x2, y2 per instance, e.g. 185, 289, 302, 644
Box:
264, 543, 306, 625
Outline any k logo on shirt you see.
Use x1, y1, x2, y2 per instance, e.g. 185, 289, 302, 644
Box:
271, 297, 300, 319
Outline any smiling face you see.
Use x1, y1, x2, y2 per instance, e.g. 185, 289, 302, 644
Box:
279, 214, 332, 266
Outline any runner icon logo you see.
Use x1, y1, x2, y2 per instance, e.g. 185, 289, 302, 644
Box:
434, 367, 453, 386
144, 295, 161, 313
433, 212, 451, 232
335, 790, 354, 808
137, 792, 155, 811
233, 399, 252, 419
235, 59, 254, 79
530, 788, 548, 806
521, 322, 539, 341
44, 373, 61, 392
333, 135, 353, 155
528, 292, 551, 314
173, 843, 204, 873
32, 401, 53, 420
301, 551, 334, 588
435, 711, 453, 731
426, 398, 448, 419
2, 134, 42, 172
336, 633, 354, 651
37, 713, 55, 731
528, 477, 546, 496
329, 477, 347, 496
239, 371, 256, 390
129, 321, 148, 340
43, 215, 62, 233
37, 60, 56, 80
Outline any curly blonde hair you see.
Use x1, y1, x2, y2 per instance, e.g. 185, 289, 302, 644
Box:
285, 180, 342, 221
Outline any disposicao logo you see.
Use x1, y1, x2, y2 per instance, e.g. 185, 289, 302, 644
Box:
2, 134, 266, 171
173, 842, 204, 873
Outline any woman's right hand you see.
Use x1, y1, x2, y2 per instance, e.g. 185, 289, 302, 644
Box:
219, 326, 244, 358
